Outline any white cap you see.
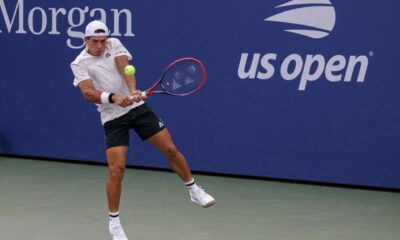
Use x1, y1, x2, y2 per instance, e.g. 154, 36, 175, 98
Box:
84, 20, 109, 37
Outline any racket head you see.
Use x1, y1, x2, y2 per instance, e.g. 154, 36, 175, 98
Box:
146, 58, 206, 96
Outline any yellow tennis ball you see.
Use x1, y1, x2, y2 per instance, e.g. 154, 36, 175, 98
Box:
124, 65, 136, 76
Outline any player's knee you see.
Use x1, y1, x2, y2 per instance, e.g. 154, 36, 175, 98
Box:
165, 144, 180, 159
109, 165, 125, 182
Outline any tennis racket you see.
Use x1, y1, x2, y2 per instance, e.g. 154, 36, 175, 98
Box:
141, 58, 207, 97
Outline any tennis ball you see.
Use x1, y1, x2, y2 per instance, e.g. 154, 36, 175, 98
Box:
124, 65, 136, 76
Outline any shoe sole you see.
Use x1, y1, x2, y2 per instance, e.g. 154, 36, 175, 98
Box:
192, 200, 216, 208
200, 200, 216, 208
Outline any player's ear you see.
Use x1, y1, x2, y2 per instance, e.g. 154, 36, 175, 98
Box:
84, 37, 91, 44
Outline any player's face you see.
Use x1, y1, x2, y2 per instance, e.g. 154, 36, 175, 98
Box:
85, 36, 107, 56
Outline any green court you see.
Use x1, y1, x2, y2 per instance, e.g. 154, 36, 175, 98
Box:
1, 157, 399, 240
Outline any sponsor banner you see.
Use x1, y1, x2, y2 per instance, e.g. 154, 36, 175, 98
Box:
0, 0, 399, 188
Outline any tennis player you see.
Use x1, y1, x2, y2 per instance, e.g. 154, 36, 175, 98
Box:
70, 20, 215, 240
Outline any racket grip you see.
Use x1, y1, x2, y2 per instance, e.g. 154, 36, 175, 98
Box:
129, 92, 147, 100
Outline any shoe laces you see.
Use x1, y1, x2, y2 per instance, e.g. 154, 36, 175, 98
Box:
192, 186, 208, 198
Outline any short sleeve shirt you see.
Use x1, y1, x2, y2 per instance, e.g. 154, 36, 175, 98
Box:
71, 38, 144, 125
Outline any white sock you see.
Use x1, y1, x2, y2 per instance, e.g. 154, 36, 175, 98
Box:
185, 179, 199, 191
109, 211, 120, 223
184, 178, 195, 186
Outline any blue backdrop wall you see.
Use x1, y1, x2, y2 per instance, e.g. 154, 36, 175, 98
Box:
1, 0, 399, 189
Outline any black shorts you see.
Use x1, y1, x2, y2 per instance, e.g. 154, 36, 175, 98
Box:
103, 103, 165, 149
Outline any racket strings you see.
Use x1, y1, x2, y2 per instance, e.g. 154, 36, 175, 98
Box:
162, 61, 205, 95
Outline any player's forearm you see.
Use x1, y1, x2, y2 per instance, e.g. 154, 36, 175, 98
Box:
114, 56, 137, 95
82, 89, 103, 104
124, 75, 137, 95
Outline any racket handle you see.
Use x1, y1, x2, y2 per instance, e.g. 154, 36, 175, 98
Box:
129, 92, 147, 100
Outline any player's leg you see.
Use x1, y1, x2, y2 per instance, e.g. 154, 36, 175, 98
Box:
106, 146, 128, 213
105, 146, 129, 240
147, 128, 192, 182
104, 115, 131, 240
132, 103, 215, 207
147, 128, 216, 207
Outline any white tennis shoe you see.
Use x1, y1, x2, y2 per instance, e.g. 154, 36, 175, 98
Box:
109, 221, 128, 240
189, 186, 216, 208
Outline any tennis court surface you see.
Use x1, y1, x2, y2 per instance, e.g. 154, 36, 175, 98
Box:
1, 157, 399, 240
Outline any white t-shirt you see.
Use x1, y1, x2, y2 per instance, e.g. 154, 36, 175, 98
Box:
71, 38, 144, 125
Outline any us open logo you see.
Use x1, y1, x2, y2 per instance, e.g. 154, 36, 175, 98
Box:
237, 0, 372, 91
265, 0, 336, 39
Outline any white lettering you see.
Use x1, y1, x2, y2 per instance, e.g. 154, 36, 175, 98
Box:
238, 53, 261, 79
0, 0, 26, 33
67, 7, 89, 49
257, 53, 276, 80
238, 53, 369, 91
48, 7, 66, 35
299, 55, 325, 91
28, 7, 47, 35
0, 0, 135, 48
281, 54, 303, 80
344, 56, 369, 82
325, 55, 346, 82
89, 8, 106, 23
111, 9, 134, 37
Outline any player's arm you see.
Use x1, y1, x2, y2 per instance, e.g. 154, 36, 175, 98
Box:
115, 55, 135, 91
77, 79, 134, 107
114, 55, 144, 100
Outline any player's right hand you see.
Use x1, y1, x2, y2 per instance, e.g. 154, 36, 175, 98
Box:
113, 95, 135, 108
131, 90, 147, 102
